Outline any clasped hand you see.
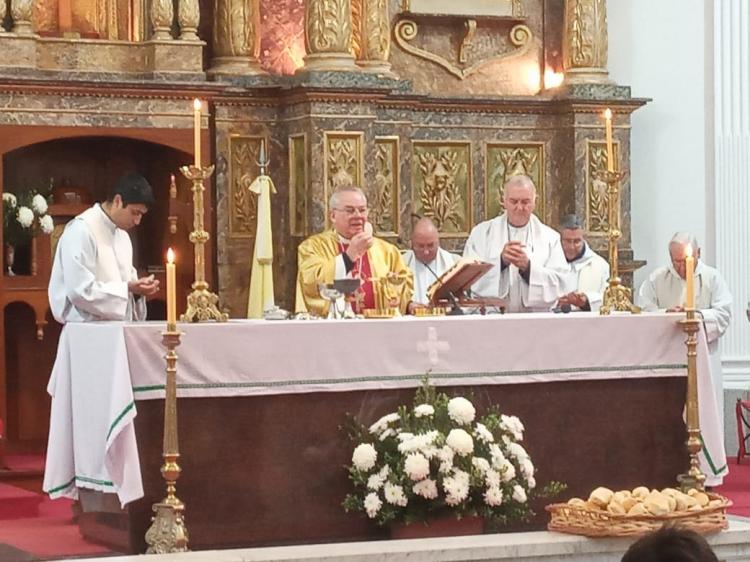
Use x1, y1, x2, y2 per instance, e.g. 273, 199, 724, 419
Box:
558, 292, 588, 309
346, 231, 374, 260
128, 275, 160, 297
501, 241, 529, 271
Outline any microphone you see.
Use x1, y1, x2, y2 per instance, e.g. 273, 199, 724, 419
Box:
423, 259, 463, 316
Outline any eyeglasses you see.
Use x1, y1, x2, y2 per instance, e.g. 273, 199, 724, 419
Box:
333, 206, 369, 216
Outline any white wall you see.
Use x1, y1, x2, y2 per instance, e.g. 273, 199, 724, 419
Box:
607, 0, 711, 288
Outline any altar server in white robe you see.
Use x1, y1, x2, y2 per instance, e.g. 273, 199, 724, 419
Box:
638, 233, 732, 484
557, 215, 610, 312
48, 172, 160, 323
463, 175, 568, 312
402, 217, 460, 307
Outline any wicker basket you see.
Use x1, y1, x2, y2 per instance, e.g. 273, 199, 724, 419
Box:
545, 493, 732, 537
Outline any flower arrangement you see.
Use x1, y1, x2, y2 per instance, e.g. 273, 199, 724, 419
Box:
2, 191, 54, 246
343, 381, 564, 527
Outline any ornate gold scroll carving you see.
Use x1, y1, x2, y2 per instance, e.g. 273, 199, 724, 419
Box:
357, 0, 392, 75
33, 0, 57, 33
211, 0, 263, 73
11, 0, 34, 34
304, 0, 357, 70
373, 137, 400, 236
394, 19, 531, 80
289, 134, 308, 236
229, 136, 265, 238
412, 142, 471, 236
586, 140, 619, 234
485, 143, 544, 221
150, 0, 173, 39
178, 0, 200, 40
563, 0, 609, 83
324, 132, 364, 221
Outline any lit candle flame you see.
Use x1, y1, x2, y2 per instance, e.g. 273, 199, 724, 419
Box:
167, 247, 175, 264
604, 108, 612, 119
684, 244, 693, 258
193, 98, 202, 111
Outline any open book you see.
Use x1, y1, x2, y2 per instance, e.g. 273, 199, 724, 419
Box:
426, 257, 494, 306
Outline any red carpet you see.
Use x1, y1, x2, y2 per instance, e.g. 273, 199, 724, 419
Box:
716, 456, 750, 518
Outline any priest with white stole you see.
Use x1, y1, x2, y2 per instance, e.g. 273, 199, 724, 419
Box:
402, 217, 460, 309
463, 175, 568, 312
556, 214, 610, 312
637, 233, 732, 485
296, 186, 413, 316
48, 172, 160, 323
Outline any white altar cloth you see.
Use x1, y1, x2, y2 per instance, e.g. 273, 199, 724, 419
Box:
43, 312, 728, 506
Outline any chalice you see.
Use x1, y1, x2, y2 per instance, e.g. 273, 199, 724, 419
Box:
318, 278, 361, 319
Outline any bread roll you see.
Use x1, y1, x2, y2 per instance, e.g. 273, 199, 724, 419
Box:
627, 503, 649, 516
693, 492, 710, 507
632, 486, 650, 499
621, 497, 638, 511
567, 497, 586, 507
589, 487, 614, 508
607, 501, 627, 515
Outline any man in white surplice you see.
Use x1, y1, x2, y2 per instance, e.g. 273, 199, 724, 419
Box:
463, 175, 568, 312
48, 172, 160, 323
637, 233, 732, 433
402, 217, 460, 308
557, 215, 610, 312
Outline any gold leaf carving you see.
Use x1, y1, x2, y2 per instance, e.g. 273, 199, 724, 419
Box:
324, 133, 364, 221
586, 142, 619, 233
412, 143, 471, 235
289, 134, 308, 236
214, 0, 261, 57
485, 144, 544, 221
564, 0, 608, 70
33, 0, 58, 33
363, 0, 390, 61
306, 0, 352, 54
229, 137, 263, 238
373, 138, 399, 235
350, 0, 363, 58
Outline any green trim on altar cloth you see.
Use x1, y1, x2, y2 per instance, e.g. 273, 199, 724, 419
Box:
131, 363, 687, 394
45, 475, 115, 495
106, 401, 135, 441
700, 433, 728, 476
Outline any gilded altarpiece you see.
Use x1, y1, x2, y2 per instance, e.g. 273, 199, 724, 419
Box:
323, 132, 364, 220
485, 143, 545, 221
586, 140, 620, 235
372, 136, 399, 237
289, 134, 308, 237
228, 136, 265, 239
411, 142, 472, 237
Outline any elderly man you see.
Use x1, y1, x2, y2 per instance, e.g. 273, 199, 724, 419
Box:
557, 215, 610, 312
637, 233, 732, 484
402, 217, 460, 306
296, 186, 412, 316
463, 175, 568, 312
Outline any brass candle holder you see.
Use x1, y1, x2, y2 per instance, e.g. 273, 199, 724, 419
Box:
145, 329, 189, 553
179, 164, 228, 323
597, 169, 640, 315
677, 309, 706, 492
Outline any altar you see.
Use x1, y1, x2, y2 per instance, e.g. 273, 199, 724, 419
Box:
43, 313, 726, 553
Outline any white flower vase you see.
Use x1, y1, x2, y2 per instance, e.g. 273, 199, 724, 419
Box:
4, 244, 15, 276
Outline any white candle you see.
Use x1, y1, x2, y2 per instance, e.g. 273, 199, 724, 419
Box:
604, 108, 614, 172
193, 99, 202, 168
167, 248, 176, 329
685, 244, 695, 310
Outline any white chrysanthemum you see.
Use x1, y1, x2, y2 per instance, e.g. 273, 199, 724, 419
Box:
398, 431, 438, 454
484, 486, 504, 506
384, 482, 408, 506
474, 422, 494, 443
489, 444, 506, 469
421, 445, 439, 460
472, 457, 490, 475
485, 469, 501, 488
447, 397, 476, 425
352, 443, 377, 471
39, 214, 54, 234
17, 206, 33, 228
446, 428, 474, 456
520, 458, 535, 479
379, 428, 395, 441
501, 435, 511, 445
369, 412, 400, 435
512, 484, 527, 503
527, 476, 536, 490
437, 445, 455, 473
2, 193, 17, 207
507, 442, 529, 460
499, 459, 516, 482
367, 472, 385, 490
413, 478, 438, 499
414, 404, 435, 418
404, 452, 430, 481
364, 492, 382, 518
377, 465, 390, 479
31, 194, 48, 215
443, 470, 470, 505
397, 432, 414, 442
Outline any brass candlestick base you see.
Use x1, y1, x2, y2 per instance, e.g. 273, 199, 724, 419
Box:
179, 164, 228, 323
677, 310, 706, 492
145, 330, 190, 553
596, 169, 639, 316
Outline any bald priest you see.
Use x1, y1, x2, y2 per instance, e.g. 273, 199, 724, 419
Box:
295, 186, 413, 316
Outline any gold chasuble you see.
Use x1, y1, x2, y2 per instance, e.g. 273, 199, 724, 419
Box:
296, 229, 413, 316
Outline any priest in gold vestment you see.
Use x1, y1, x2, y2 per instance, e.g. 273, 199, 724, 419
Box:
296, 186, 412, 316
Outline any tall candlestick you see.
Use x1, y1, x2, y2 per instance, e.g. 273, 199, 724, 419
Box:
193, 99, 202, 168
685, 244, 695, 310
167, 248, 177, 330
604, 108, 614, 172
